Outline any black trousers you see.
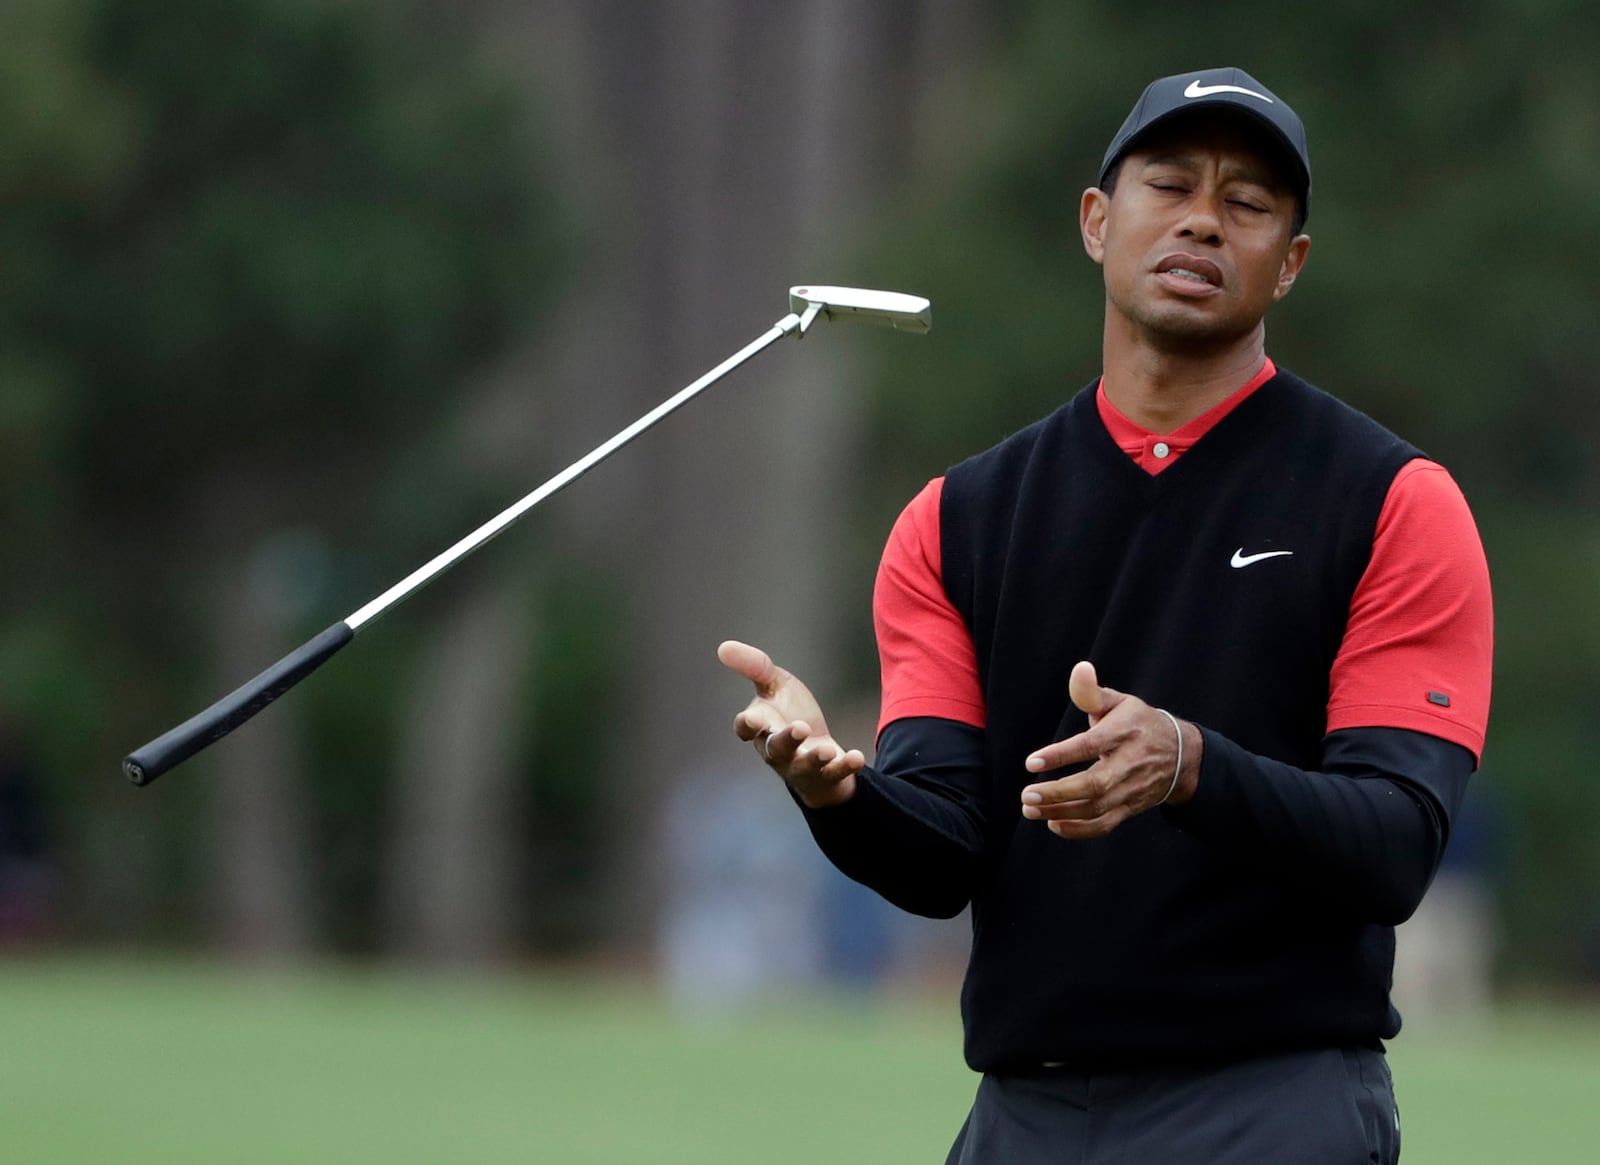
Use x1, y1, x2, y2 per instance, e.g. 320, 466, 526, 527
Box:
945, 1046, 1400, 1165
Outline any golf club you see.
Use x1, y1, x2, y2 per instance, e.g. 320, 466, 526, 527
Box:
123, 285, 931, 786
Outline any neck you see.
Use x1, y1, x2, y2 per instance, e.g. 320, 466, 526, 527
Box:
1099, 308, 1267, 433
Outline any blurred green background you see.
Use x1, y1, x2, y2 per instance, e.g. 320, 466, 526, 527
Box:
2, 0, 1597, 1160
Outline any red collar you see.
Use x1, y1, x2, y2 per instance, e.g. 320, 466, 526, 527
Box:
1096, 358, 1278, 476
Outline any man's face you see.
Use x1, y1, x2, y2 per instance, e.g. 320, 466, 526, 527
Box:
1080, 116, 1310, 350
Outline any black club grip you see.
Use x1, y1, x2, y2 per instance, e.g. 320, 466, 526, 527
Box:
122, 621, 354, 787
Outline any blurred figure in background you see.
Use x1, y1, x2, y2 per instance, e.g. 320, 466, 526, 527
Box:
660, 703, 920, 1016
812, 702, 900, 1000
659, 760, 827, 1016
1392, 785, 1498, 1031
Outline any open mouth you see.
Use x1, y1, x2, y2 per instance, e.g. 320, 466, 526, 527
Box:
1153, 254, 1223, 294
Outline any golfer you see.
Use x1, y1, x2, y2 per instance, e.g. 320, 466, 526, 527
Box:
721, 66, 1491, 1164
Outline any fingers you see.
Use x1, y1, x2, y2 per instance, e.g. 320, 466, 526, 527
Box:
763, 724, 864, 773
1067, 659, 1125, 725
757, 722, 866, 812
1020, 698, 1184, 837
1024, 663, 1133, 773
756, 720, 814, 762
717, 640, 781, 697
720, 639, 859, 806
733, 707, 802, 744
1021, 763, 1118, 819
1022, 758, 1132, 838
1024, 726, 1103, 774
1020, 778, 1137, 841
1045, 810, 1129, 840
736, 716, 862, 777
804, 746, 867, 782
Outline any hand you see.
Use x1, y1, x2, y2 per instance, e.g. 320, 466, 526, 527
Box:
717, 640, 866, 808
1018, 661, 1201, 838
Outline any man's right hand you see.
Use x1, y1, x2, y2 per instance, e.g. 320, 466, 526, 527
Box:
717, 640, 864, 808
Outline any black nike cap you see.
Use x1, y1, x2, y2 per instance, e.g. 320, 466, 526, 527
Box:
1099, 67, 1311, 223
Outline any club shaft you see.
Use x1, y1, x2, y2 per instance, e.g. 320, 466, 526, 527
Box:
346, 314, 799, 630
121, 286, 928, 787
122, 313, 800, 786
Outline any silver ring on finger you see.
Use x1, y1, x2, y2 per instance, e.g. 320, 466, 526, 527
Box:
757, 732, 775, 761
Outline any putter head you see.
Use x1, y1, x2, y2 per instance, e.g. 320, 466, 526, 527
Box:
788, 286, 931, 335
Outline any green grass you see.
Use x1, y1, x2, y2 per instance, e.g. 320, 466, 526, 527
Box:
1387, 1004, 1600, 1164
0, 958, 1595, 1163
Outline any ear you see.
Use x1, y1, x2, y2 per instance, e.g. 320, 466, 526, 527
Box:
1272, 233, 1311, 301
1080, 187, 1109, 265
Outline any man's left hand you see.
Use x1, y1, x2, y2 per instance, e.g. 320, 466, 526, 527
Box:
1019, 661, 1202, 837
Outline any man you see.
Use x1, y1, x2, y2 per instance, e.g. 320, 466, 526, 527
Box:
720, 66, 1492, 1164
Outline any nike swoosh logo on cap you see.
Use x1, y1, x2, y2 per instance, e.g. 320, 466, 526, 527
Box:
1230, 548, 1294, 568
1184, 80, 1274, 104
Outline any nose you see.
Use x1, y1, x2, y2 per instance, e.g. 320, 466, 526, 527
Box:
1175, 190, 1224, 245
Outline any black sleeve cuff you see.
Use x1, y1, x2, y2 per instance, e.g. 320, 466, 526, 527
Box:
785, 717, 989, 919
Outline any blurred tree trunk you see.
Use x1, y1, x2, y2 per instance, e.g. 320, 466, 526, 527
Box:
613, 1, 899, 944
206, 538, 314, 960
377, 0, 993, 962
382, 574, 533, 965
504, 0, 989, 949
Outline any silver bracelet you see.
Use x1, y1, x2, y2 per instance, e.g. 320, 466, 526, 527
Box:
1156, 708, 1183, 804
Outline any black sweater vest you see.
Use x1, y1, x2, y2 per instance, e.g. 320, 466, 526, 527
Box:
940, 369, 1422, 1071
